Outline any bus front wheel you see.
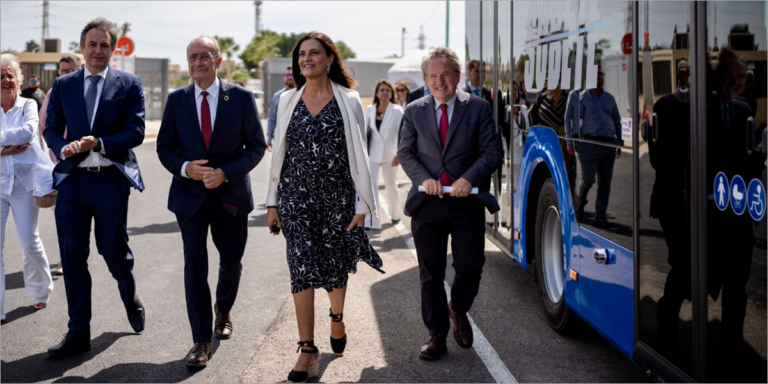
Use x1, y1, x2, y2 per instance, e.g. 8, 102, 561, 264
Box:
534, 178, 576, 333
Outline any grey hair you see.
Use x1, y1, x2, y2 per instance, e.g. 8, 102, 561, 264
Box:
187, 35, 220, 57
60, 53, 82, 69
80, 17, 119, 50
0, 53, 24, 91
421, 47, 462, 76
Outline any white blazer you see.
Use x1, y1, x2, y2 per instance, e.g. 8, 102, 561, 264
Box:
266, 81, 379, 218
365, 103, 403, 164
0, 96, 55, 197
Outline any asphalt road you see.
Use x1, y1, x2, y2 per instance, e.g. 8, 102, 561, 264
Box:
0, 120, 645, 383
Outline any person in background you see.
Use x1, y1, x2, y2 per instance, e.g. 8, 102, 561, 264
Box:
395, 81, 410, 109
464, 60, 491, 100
398, 47, 502, 360
37, 53, 82, 277
156, 35, 266, 368
406, 73, 431, 104
1, 53, 56, 321
233, 80, 245, 87
20, 74, 46, 111
564, 65, 622, 228
364, 79, 404, 229
266, 66, 295, 152
265, 32, 383, 383
44, 17, 146, 357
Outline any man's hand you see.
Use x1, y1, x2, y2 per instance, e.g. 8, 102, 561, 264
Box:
390, 156, 399, 167
185, 160, 214, 181
203, 168, 227, 189
1, 144, 30, 156
616, 147, 621, 159
422, 178, 443, 198
347, 213, 366, 231
567, 144, 575, 156
451, 177, 473, 198
79, 136, 98, 152
62, 140, 82, 157
267, 140, 273, 152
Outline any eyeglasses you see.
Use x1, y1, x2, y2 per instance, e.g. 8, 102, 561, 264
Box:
187, 54, 218, 63
284, 73, 293, 78
58, 69, 77, 75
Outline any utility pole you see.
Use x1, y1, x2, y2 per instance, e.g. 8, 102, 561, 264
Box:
445, 1, 449, 47
254, 1, 262, 37
401, 28, 406, 57
41, 0, 50, 46
418, 26, 425, 50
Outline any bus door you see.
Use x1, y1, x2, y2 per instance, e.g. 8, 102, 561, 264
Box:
698, 2, 767, 381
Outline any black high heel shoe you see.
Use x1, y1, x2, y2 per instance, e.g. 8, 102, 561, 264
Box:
329, 308, 347, 356
287, 340, 319, 383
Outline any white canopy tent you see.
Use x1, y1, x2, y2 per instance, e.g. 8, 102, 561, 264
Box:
386, 49, 430, 91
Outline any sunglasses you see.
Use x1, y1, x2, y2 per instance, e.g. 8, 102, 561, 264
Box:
29, 79, 38, 83
284, 73, 293, 78
396, 88, 407, 92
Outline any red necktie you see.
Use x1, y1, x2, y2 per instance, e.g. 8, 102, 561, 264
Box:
200, 90, 212, 149
439, 104, 451, 186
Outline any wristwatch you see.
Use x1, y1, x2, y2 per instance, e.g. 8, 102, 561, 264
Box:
93, 139, 102, 153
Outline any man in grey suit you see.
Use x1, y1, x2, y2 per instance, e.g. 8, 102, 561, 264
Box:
398, 47, 502, 360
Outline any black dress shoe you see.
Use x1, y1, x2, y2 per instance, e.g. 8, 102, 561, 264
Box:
126, 298, 145, 333
48, 331, 91, 357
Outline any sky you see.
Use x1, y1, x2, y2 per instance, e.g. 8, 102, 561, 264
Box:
0, 1, 466, 71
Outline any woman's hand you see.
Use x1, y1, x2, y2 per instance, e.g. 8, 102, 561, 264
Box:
1, 144, 30, 156
347, 213, 366, 232
390, 156, 399, 167
266, 207, 281, 231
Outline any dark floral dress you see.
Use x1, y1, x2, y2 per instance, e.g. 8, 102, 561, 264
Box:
277, 97, 384, 294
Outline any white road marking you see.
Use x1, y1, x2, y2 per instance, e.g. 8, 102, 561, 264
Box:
379, 197, 518, 384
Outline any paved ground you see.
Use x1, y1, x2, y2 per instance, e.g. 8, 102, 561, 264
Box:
0, 119, 645, 382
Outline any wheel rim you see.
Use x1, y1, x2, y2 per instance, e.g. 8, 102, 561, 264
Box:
542, 205, 564, 303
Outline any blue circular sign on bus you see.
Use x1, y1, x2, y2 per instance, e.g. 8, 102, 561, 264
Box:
714, 172, 729, 211
747, 179, 766, 221
730, 175, 747, 215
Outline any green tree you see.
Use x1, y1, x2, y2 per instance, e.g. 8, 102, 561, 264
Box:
231, 69, 251, 82
24, 40, 40, 52
2, 47, 16, 54
214, 35, 240, 81
68, 41, 82, 53
335, 41, 356, 59
119, 22, 131, 38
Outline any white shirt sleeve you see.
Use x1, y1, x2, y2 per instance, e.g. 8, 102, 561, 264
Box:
355, 188, 371, 215
181, 161, 190, 178
1, 100, 38, 145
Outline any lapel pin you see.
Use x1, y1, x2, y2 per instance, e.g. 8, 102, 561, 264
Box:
224, 95, 229, 102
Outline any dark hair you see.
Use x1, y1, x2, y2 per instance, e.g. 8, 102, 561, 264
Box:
80, 17, 118, 50
285, 65, 292, 72
373, 79, 396, 107
512, 80, 520, 103
292, 31, 357, 89
715, 45, 745, 76
29, 74, 39, 79
59, 53, 82, 68
468, 59, 481, 72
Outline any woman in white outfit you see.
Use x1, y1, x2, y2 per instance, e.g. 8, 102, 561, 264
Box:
0, 53, 55, 320
364, 80, 404, 229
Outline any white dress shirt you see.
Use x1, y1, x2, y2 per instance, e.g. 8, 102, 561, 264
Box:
60, 66, 113, 167
1, 95, 55, 197
433, 90, 458, 128
181, 78, 220, 178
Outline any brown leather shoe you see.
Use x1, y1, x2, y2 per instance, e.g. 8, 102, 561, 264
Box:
419, 333, 447, 360
448, 301, 473, 349
214, 304, 232, 340
185, 342, 212, 368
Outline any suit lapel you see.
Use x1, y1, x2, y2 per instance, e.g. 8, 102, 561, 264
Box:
209, 78, 229, 151
91, 69, 121, 135
443, 90, 469, 153
185, 84, 206, 152
422, 96, 442, 149
379, 103, 395, 142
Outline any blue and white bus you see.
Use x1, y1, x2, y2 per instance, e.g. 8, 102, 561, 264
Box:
467, 2, 767, 382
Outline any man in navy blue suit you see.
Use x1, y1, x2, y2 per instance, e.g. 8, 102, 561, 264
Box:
156, 36, 266, 368
43, 18, 146, 357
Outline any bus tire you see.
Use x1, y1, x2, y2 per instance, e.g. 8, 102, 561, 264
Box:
534, 178, 576, 333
